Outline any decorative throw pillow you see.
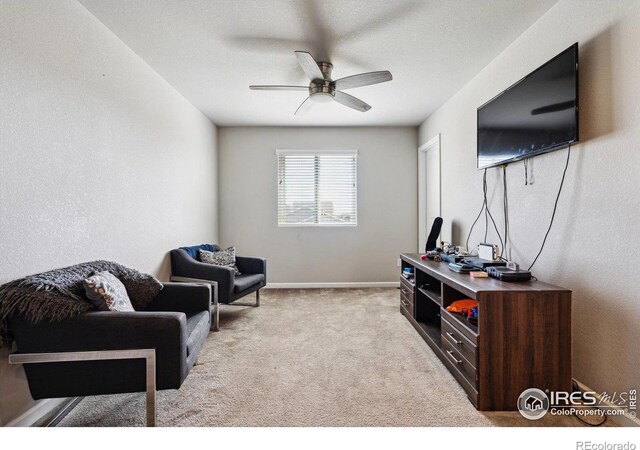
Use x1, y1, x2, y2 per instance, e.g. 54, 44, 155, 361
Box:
199, 247, 241, 275
111, 264, 163, 310
83, 271, 135, 312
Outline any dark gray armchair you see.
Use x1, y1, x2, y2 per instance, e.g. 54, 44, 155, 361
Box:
8, 282, 211, 426
170, 244, 267, 331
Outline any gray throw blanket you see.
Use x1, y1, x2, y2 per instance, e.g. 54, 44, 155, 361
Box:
0, 260, 163, 348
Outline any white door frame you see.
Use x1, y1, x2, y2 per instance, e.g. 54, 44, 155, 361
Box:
417, 134, 441, 252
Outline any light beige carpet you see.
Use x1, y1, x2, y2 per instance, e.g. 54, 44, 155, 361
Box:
57, 288, 583, 427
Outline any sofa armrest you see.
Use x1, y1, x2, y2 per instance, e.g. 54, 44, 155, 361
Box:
147, 282, 211, 314
236, 256, 267, 279
11, 311, 186, 354
9, 311, 188, 394
170, 249, 235, 302
184, 262, 234, 302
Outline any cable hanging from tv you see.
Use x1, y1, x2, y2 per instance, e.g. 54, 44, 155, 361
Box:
502, 165, 511, 261
465, 169, 505, 258
527, 145, 572, 271
465, 144, 572, 276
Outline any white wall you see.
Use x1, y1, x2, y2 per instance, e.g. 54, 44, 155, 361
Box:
219, 127, 418, 284
418, 0, 640, 398
0, 0, 219, 425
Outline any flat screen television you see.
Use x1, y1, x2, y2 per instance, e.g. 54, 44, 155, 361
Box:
477, 43, 578, 169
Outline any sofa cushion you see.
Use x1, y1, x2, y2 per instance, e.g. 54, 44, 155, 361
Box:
185, 310, 210, 357
179, 244, 218, 261
233, 274, 265, 293
83, 271, 134, 312
200, 247, 241, 275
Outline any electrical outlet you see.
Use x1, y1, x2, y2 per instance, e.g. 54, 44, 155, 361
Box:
397, 258, 402, 267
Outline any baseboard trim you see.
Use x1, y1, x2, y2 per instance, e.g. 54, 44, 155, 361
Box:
5, 398, 69, 427
574, 379, 640, 427
264, 282, 399, 289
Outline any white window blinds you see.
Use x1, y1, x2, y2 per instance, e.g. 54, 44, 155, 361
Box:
277, 149, 357, 226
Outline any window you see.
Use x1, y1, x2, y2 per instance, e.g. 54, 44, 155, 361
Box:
277, 149, 357, 226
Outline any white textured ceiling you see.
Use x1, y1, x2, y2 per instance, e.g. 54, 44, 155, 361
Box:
79, 0, 557, 127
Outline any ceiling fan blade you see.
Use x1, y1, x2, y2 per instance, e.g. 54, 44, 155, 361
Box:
250, 85, 309, 91
295, 51, 324, 81
228, 36, 314, 54
296, 0, 331, 61
333, 91, 372, 112
333, 71, 393, 90
294, 97, 314, 115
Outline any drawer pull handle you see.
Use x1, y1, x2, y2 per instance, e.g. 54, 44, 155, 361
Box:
446, 332, 462, 345
446, 350, 462, 365
401, 288, 408, 295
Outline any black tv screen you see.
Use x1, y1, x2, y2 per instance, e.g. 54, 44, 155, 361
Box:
477, 43, 578, 169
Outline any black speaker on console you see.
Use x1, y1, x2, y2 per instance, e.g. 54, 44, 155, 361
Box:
425, 217, 443, 252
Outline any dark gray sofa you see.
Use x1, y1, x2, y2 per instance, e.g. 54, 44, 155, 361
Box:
9, 282, 211, 399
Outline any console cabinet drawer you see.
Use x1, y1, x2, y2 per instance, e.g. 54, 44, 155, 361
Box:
440, 343, 479, 406
400, 292, 414, 316
442, 338, 478, 389
441, 317, 478, 366
400, 275, 415, 316
400, 287, 414, 305
400, 276, 414, 295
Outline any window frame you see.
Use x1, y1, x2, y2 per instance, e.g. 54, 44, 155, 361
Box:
276, 149, 358, 228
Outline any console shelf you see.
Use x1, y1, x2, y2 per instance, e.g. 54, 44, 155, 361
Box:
399, 253, 572, 411
417, 286, 441, 306
416, 321, 441, 348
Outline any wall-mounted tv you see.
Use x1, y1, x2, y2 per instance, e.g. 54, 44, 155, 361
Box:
477, 43, 578, 169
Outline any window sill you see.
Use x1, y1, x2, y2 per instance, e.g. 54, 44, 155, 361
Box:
277, 223, 358, 228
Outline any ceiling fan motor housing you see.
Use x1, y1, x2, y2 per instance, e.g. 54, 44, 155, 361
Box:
309, 62, 335, 102
316, 62, 333, 80
309, 80, 335, 100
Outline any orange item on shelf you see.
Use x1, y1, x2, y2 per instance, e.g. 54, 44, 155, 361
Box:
445, 299, 478, 314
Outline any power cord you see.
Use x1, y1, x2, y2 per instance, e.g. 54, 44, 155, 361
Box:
465, 196, 485, 254
502, 165, 511, 261
571, 379, 608, 427
465, 169, 505, 257
482, 169, 505, 257
527, 146, 571, 271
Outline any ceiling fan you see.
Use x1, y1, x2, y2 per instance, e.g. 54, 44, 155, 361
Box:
249, 51, 392, 115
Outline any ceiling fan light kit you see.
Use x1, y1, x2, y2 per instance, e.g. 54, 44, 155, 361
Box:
249, 51, 392, 115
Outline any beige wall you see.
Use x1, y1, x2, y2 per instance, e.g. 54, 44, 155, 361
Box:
0, 0, 219, 425
418, 0, 640, 396
219, 127, 418, 284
